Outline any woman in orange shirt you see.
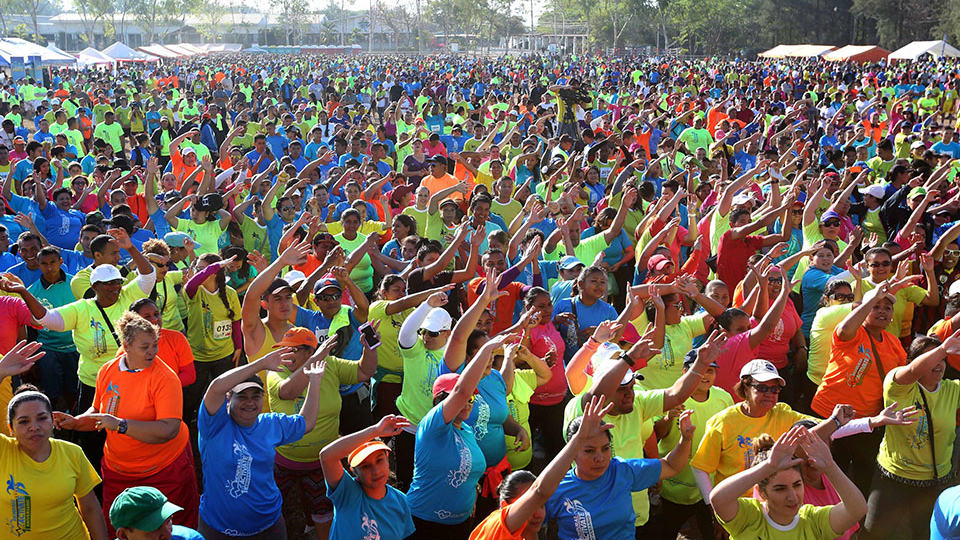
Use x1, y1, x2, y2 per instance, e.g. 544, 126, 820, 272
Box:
54, 311, 198, 537
125, 297, 196, 387
812, 282, 908, 494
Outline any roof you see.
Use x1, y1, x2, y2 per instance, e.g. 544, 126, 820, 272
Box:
138, 45, 180, 58
888, 40, 960, 60
102, 41, 159, 62
758, 44, 836, 58
823, 45, 890, 62
163, 44, 196, 56
0, 38, 74, 65
77, 47, 114, 66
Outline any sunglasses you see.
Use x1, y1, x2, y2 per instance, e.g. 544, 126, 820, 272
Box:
151, 261, 170, 268
822, 220, 841, 227
316, 293, 340, 302
749, 383, 783, 394
422, 330, 443, 338
868, 260, 892, 268
791, 209, 804, 215
945, 249, 960, 256
767, 277, 783, 285
280, 206, 295, 212
833, 293, 855, 302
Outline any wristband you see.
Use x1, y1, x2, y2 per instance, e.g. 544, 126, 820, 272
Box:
832, 416, 842, 430
618, 351, 636, 368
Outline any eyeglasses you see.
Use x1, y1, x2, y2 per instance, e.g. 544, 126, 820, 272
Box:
316, 293, 340, 302
868, 260, 892, 268
822, 220, 841, 227
767, 277, 783, 285
749, 383, 783, 394
833, 293, 855, 302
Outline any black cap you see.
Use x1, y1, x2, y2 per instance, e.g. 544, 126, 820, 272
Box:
197, 192, 223, 213
264, 278, 295, 296
104, 214, 135, 234
85, 210, 105, 226
683, 349, 718, 370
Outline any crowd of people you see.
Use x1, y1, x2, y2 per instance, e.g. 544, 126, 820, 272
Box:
6, 50, 960, 539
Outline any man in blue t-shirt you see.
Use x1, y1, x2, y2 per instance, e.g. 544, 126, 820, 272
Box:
932, 126, 960, 159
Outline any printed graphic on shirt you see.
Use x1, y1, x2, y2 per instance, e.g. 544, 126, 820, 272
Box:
448, 432, 473, 489
6, 475, 30, 536
228, 440, 253, 498
473, 396, 490, 441
661, 333, 674, 371
90, 316, 108, 356
103, 382, 120, 416
908, 398, 929, 450
417, 351, 442, 398
561, 498, 596, 540
738, 435, 755, 469
361, 514, 380, 540
847, 344, 874, 387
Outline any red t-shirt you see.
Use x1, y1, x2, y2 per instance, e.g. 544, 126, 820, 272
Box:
716, 230, 764, 290
467, 278, 526, 335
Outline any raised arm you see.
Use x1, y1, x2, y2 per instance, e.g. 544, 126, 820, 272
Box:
443, 269, 507, 372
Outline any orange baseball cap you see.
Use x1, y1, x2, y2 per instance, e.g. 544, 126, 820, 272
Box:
273, 327, 318, 349
348, 440, 392, 468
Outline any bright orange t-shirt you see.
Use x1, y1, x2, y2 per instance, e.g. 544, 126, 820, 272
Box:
421, 172, 463, 201
171, 150, 204, 189
469, 506, 524, 540
812, 326, 907, 419
116, 329, 195, 387
94, 356, 190, 476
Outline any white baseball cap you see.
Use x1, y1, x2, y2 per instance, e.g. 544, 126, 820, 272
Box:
421, 308, 453, 332
739, 359, 785, 385
90, 264, 123, 285
858, 184, 885, 199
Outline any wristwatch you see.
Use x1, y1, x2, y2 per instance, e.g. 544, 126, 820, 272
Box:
618, 351, 636, 368
117, 419, 128, 434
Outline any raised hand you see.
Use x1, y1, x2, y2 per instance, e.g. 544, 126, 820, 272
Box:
870, 401, 921, 428
694, 330, 728, 368
247, 251, 268, 272
360, 321, 381, 349
304, 359, 327, 381
767, 425, 805, 471
649, 284, 664, 310
107, 228, 133, 249
591, 320, 623, 343
279, 240, 311, 266
374, 414, 412, 438
798, 429, 835, 472
259, 346, 297, 372
0, 341, 44, 378
830, 404, 855, 427
677, 408, 696, 440
480, 268, 508, 305
575, 395, 614, 441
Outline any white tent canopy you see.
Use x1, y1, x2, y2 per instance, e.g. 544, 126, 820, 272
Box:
138, 44, 180, 58
101, 41, 158, 62
77, 47, 114, 67
889, 40, 960, 60
46, 43, 78, 65
0, 38, 74, 65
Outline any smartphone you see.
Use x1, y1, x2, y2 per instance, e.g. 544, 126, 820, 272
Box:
359, 323, 380, 349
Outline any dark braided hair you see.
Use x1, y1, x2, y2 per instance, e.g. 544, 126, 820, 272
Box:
197, 253, 235, 320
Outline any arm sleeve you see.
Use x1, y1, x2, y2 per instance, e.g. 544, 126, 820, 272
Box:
232, 320, 242, 351
831, 417, 874, 439
134, 267, 158, 294
476, 262, 523, 295
185, 263, 220, 298
37, 309, 66, 331
399, 301, 433, 349
693, 467, 715, 503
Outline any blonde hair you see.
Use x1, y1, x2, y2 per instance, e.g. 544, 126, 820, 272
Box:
117, 311, 158, 344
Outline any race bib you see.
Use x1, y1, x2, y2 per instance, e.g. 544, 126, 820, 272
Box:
213, 319, 232, 340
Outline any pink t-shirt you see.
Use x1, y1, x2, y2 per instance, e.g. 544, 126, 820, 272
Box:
0, 295, 36, 354
714, 330, 758, 399
801, 474, 859, 540
755, 300, 802, 369
528, 323, 566, 406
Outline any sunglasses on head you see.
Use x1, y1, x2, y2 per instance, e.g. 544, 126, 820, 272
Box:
749, 383, 783, 394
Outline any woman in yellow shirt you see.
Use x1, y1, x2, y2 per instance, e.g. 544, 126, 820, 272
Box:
1, 341, 108, 540
710, 426, 866, 540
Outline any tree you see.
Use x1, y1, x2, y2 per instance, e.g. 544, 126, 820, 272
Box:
853, 0, 941, 48
131, 0, 196, 44
75, 0, 113, 47
272, 0, 310, 45
194, 0, 227, 41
